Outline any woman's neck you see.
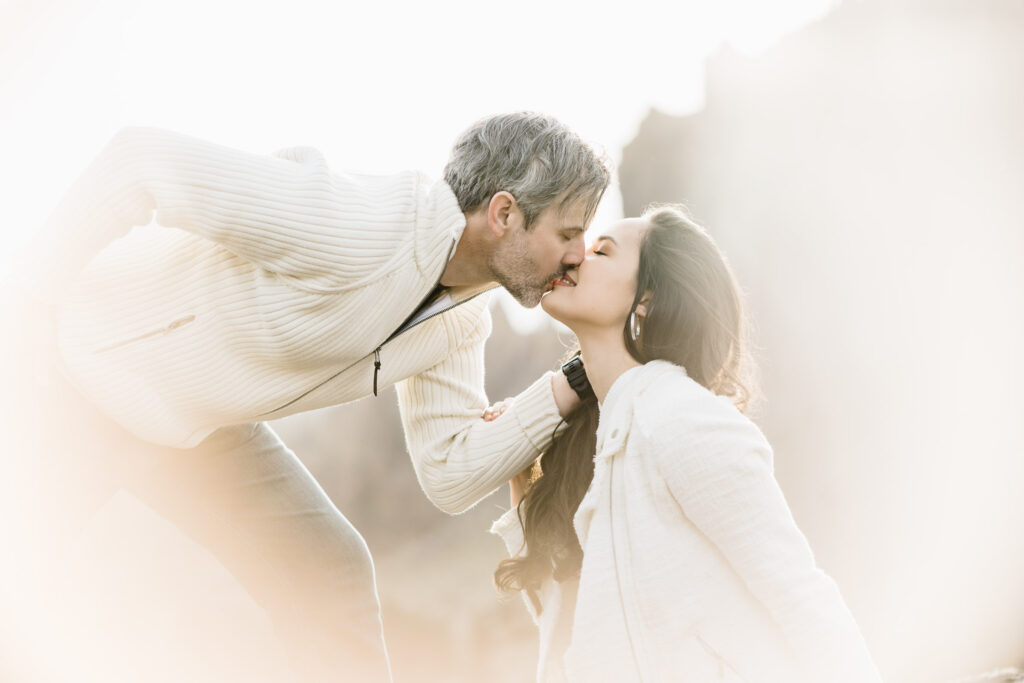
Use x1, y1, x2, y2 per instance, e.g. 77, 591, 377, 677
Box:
577, 330, 642, 405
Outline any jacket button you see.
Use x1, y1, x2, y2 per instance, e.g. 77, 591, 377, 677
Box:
610, 428, 620, 439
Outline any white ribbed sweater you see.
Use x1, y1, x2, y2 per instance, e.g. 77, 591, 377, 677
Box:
23, 127, 563, 513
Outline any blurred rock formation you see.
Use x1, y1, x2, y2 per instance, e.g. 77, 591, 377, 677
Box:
620, 1, 1024, 681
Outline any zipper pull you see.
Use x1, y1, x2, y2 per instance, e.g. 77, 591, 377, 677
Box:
373, 347, 382, 396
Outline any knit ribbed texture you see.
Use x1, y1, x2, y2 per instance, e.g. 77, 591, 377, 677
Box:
25, 128, 463, 299
25, 127, 563, 513
399, 362, 564, 513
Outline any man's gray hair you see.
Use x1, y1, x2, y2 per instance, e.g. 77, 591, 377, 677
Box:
443, 112, 612, 229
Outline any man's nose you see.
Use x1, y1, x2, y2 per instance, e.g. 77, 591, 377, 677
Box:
563, 236, 586, 266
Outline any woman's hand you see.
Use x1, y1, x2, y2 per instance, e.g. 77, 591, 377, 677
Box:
508, 462, 537, 508
551, 371, 581, 420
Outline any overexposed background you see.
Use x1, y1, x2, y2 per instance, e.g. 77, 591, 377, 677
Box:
0, 0, 837, 330
2, 1, 1022, 682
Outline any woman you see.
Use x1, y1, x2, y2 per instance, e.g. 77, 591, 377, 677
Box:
485, 206, 882, 682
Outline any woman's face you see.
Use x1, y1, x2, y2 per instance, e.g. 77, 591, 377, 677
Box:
540, 217, 649, 335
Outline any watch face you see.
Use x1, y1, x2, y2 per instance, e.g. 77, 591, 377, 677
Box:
562, 355, 583, 372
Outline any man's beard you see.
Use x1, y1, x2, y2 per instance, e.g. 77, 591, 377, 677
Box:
488, 235, 560, 308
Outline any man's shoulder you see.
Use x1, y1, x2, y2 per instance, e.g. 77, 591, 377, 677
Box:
438, 292, 495, 345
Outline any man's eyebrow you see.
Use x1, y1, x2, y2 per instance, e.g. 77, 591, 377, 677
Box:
562, 226, 585, 234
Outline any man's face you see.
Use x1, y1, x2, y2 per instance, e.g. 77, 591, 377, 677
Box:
488, 199, 591, 308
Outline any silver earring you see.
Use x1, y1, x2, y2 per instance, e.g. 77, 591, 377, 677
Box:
629, 311, 641, 341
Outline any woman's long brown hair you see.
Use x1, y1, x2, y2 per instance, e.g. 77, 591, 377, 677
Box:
494, 205, 755, 603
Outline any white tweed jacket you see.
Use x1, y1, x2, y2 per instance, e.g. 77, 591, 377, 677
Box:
23, 127, 563, 513
492, 360, 883, 682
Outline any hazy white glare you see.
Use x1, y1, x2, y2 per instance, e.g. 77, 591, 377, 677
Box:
13, 2, 1014, 683
0, 0, 835, 289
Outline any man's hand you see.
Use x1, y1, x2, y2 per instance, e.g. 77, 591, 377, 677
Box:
481, 398, 512, 422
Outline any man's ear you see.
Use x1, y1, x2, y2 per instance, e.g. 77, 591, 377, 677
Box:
487, 191, 519, 239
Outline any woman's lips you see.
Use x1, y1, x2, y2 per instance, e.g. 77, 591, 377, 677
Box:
550, 274, 577, 288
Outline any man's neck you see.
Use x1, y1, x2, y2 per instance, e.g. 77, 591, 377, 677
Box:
440, 210, 497, 288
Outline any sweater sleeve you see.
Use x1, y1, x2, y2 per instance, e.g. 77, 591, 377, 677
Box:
643, 399, 883, 682
21, 126, 417, 301
395, 306, 565, 514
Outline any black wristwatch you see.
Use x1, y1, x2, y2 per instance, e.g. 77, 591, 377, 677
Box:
561, 354, 593, 400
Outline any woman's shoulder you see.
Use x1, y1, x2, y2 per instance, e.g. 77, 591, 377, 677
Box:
629, 361, 770, 454
629, 360, 732, 416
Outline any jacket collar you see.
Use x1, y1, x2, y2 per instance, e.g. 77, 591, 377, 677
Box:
595, 360, 687, 455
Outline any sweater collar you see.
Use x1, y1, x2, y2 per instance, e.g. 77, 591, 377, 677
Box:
429, 178, 467, 255
426, 178, 498, 304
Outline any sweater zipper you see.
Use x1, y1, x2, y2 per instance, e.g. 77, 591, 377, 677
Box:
373, 347, 381, 396
260, 240, 498, 411
257, 281, 493, 414
370, 284, 494, 396
255, 240, 460, 415
371, 236, 489, 397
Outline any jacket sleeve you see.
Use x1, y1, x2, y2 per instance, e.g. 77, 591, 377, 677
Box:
490, 504, 579, 683
21, 126, 417, 301
395, 305, 565, 514
643, 398, 883, 682
490, 507, 541, 622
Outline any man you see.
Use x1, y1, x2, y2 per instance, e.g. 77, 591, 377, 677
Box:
9, 113, 609, 681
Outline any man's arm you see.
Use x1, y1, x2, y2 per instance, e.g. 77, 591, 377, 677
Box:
395, 306, 574, 514
20, 127, 416, 301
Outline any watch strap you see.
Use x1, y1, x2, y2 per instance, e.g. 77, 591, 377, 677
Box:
561, 354, 593, 400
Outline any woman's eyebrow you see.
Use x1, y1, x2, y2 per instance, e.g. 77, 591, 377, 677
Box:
595, 235, 618, 246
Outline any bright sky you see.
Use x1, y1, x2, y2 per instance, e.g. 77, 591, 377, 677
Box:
0, 0, 836, 331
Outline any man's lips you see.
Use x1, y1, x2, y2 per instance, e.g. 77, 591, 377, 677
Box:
549, 273, 577, 288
